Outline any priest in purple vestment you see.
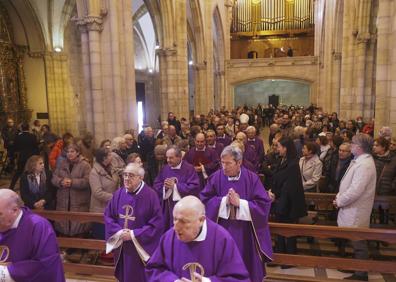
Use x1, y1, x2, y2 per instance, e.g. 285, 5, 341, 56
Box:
184, 133, 220, 187
246, 126, 265, 170
216, 124, 232, 147
153, 146, 200, 230
235, 132, 259, 172
200, 145, 273, 282
0, 189, 65, 282
206, 130, 225, 157
105, 163, 163, 282
146, 196, 250, 282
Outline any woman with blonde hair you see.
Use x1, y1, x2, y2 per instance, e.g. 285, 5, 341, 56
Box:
20, 155, 55, 210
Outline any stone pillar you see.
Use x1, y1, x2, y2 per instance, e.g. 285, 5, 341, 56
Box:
375, 0, 395, 133
157, 0, 189, 120
74, 0, 137, 140
339, 0, 376, 120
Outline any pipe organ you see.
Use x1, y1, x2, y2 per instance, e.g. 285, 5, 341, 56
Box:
231, 0, 314, 36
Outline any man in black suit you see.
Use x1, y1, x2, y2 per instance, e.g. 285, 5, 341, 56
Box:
9, 123, 39, 190
167, 112, 182, 135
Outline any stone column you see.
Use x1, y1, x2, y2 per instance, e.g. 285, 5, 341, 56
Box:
375, 0, 394, 133
157, 0, 189, 120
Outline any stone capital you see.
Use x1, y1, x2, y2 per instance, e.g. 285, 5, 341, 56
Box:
72, 15, 104, 32
156, 48, 177, 57
224, 0, 235, 8
356, 32, 371, 44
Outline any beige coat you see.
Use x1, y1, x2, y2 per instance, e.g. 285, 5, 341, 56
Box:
299, 155, 323, 191
52, 156, 91, 235
336, 154, 376, 228
89, 162, 119, 213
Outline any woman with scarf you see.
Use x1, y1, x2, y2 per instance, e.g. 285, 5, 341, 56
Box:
20, 155, 55, 210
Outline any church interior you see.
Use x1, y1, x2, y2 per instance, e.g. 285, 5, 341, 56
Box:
0, 0, 396, 281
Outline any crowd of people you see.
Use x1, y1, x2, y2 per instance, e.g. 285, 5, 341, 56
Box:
1, 103, 395, 281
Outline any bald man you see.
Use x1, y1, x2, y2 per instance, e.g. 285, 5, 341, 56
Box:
0, 189, 65, 281
184, 133, 220, 187
146, 196, 250, 281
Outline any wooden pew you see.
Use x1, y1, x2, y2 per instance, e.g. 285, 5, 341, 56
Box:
35, 210, 396, 280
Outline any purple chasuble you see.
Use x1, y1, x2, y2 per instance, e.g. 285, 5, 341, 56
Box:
217, 135, 232, 147
247, 138, 265, 170
184, 147, 220, 187
104, 184, 164, 282
0, 207, 65, 282
208, 142, 224, 158
153, 161, 200, 231
200, 167, 273, 282
145, 219, 251, 282
243, 145, 259, 172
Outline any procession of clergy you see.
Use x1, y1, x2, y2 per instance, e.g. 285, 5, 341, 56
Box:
0, 129, 273, 282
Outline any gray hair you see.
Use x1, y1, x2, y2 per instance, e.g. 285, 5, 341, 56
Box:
221, 145, 243, 161
111, 137, 126, 151
174, 196, 205, 218
352, 133, 373, 154
166, 145, 182, 157
124, 163, 145, 177
379, 126, 392, 139
246, 126, 256, 132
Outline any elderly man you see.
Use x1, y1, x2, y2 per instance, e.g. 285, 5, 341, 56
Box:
324, 142, 353, 193
0, 189, 65, 281
163, 125, 182, 147
201, 146, 273, 281
105, 163, 163, 282
246, 126, 265, 169
334, 134, 376, 281
146, 196, 250, 281
153, 146, 200, 230
235, 131, 258, 172
138, 126, 157, 185
184, 133, 220, 187
124, 133, 139, 156
206, 129, 224, 157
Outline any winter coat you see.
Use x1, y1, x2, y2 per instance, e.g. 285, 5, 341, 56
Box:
373, 152, 396, 196
299, 155, 322, 191
51, 156, 91, 235
336, 154, 376, 228
89, 162, 119, 213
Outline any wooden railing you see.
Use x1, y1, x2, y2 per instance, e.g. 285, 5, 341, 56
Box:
35, 210, 396, 280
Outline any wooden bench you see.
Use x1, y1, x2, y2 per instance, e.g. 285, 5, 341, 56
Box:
35, 210, 396, 281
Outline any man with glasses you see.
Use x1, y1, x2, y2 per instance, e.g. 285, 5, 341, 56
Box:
333, 134, 376, 281
104, 163, 163, 282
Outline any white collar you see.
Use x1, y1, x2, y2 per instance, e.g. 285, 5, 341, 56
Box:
193, 220, 207, 242
195, 146, 206, 152
170, 161, 183, 170
125, 181, 144, 195
218, 134, 226, 139
208, 142, 216, 148
11, 210, 23, 229
227, 169, 242, 181
248, 138, 256, 142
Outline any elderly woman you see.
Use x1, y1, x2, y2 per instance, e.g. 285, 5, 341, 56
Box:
89, 148, 119, 239
20, 155, 55, 210
110, 137, 127, 176
52, 143, 91, 236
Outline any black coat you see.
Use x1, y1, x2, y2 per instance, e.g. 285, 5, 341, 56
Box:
271, 158, 307, 220
323, 154, 352, 193
20, 171, 56, 210
14, 131, 39, 165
